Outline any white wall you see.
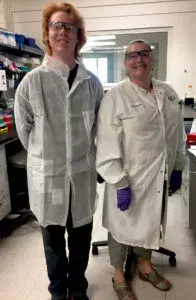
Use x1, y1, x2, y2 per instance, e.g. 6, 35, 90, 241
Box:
2, 0, 196, 97
0, 0, 5, 28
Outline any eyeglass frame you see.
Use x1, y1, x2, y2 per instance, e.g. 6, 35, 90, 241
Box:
48, 21, 78, 33
125, 49, 152, 61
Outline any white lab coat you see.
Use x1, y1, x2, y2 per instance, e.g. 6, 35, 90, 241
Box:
15, 55, 103, 228
96, 77, 186, 249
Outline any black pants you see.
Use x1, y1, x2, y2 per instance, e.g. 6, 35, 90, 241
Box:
41, 210, 93, 300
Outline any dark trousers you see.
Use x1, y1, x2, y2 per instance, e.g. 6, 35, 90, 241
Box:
41, 210, 93, 300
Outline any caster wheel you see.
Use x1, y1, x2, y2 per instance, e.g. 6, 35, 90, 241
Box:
92, 246, 99, 255
169, 256, 176, 267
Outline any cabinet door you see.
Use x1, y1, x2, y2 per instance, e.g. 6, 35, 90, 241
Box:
0, 195, 11, 221
0, 146, 6, 166
0, 165, 10, 199
0, 147, 11, 220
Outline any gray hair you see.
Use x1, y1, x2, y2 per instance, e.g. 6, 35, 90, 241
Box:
125, 39, 151, 54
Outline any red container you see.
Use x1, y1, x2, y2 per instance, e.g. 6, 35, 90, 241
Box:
187, 132, 196, 148
5, 120, 12, 130
3, 115, 13, 130
3, 115, 12, 122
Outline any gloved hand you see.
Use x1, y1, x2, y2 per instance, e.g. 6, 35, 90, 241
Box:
169, 170, 182, 195
117, 187, 132, 211
97, 173, 105, 183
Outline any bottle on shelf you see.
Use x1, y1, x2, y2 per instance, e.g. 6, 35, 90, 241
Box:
185, 85, 194, 106
0, 116, 8, 135
3, 114, 12, 130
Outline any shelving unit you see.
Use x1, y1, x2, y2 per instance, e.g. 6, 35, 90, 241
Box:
0, 38, 43, 230
0, 42, 44, 57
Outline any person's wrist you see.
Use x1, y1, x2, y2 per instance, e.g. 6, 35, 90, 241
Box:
115, 177, 129, 189
117, 186, 129, 190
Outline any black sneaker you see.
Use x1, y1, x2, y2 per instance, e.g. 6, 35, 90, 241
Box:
68, 292, 89, 300
51, 297, 67, 300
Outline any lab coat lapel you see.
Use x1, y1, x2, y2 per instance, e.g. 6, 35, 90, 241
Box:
43, 54, 70, 78
152, 79, 165, 113
69, 63, 91, 94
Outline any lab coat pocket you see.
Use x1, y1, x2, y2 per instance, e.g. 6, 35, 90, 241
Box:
51, 189, 64, 205
49, 176, 65, 205
129, 104, 144, 111
83, 109, 95, 141
125, 105, 145, 119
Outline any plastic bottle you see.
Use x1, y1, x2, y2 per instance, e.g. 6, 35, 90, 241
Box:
3, 115, 12, 130
0, 117, 8, 135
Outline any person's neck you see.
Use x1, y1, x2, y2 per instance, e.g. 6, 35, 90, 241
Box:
130, 77, 152, 91
52, 53, 76, 70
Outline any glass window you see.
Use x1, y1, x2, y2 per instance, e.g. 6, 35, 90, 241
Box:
82, 57, 108, 83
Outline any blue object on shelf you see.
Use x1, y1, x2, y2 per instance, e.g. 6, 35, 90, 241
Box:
15, 34, 25, 48
24, 37, 36, 48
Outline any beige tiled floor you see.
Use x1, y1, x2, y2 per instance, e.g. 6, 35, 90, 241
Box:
0, 184, 196, 300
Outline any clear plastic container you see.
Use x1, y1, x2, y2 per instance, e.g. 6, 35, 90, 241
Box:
0, 31, 8, 44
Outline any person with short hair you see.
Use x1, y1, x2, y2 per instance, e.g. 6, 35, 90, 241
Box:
96, 39, 186, 300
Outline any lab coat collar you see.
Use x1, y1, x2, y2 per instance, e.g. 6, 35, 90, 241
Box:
124, 76, 160, 93
123, 76, 165, 110
124, 77, 165, 98
43, 54, 90, 81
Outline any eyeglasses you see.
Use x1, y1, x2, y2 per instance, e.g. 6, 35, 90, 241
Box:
125, 50, 152, 61
49, 21, 78, 33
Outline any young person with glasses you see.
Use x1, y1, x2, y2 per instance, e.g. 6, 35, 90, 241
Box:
14, 2, 103, 300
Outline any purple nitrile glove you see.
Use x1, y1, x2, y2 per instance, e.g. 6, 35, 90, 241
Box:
117, 187, 132, 212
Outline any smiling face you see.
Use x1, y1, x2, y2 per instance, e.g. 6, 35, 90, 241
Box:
124, 42, 154, 83
48, 11, 78, 58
